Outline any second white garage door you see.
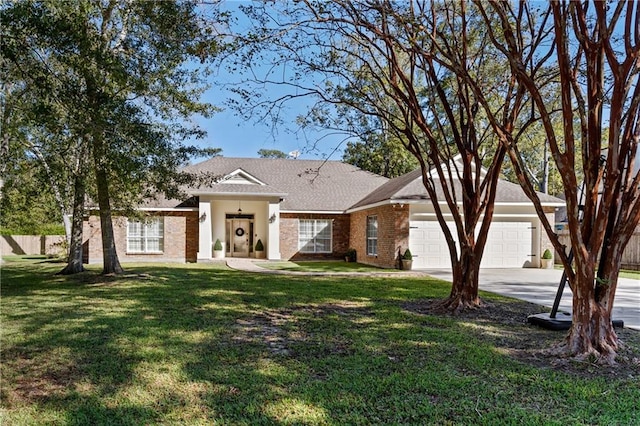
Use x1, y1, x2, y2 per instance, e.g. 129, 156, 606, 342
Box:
409, 221, 534, 269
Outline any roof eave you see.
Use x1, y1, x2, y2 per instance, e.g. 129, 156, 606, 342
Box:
191, 191, 288, 198
281, 210, 346, 214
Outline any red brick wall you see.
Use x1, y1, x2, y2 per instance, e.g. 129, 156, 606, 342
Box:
184, 212, 199, 262
83, 211, 198, 264
279, 213, 350, 260
349, 204, 409, 268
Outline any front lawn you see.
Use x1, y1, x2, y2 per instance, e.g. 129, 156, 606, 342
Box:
1, 260, 638, 425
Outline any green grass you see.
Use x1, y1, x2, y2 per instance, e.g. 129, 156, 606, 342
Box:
1, 259, 638, 425
619, 269, 640, 280
257, 260, 399, 273
552, 264, 640, 280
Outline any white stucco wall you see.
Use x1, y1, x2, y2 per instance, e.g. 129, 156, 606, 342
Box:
197, 196, 281, 259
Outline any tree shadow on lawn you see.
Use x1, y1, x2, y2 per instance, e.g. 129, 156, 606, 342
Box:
183, 295, 640, 424
2, 263, 639, 424
1, 264, 249, 423
3, 264, 404, 423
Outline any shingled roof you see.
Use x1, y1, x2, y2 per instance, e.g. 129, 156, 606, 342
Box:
350, 167, 564, 209
140, 156, 563, 212
182, 156, 389, 212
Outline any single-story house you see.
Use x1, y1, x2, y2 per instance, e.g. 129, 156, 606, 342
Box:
83, 156, 565, 268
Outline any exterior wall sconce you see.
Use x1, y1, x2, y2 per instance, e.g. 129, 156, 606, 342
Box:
199, 211, 207, 223
269, 213, 277, 223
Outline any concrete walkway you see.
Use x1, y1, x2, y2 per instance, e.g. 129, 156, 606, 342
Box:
422, 268, 639, 331
226, 259, 639, 330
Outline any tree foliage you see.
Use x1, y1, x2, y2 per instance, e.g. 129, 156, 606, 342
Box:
1, 0, 224, 273
257, 148, 288, 159
342, 131, 418, 178
0, 157, 65, 235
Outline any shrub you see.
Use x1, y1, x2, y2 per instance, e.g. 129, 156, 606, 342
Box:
403, 249, 413, 260
255, 239, 264, 251
345, 248, 357, 262
214, 239, 223, 251
542, 249, 553, 260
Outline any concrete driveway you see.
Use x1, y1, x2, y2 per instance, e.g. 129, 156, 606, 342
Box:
421, 268, 640, 330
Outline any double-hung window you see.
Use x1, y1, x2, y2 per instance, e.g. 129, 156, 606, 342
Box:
127, 217, 164, 253
299, 219, 332, 253
366, 215, 378, 256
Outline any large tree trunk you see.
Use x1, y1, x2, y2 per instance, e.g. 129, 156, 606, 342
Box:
437, 247, 482, 313
58, 173, 86, 275
95, 166, 123, 275
557, 227, 624, 364
557, 271, 619, 364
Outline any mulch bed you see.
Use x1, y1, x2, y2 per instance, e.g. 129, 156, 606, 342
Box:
404, 298, 640, 378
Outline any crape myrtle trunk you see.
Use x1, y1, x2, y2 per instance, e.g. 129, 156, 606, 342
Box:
446, 248, 482, 312
563, 270, 619, 364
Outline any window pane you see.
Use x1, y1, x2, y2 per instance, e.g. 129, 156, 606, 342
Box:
127, 218, 164, 253
146, 237, 160, 252
298, 219, 332, 253
299, 220, 313, 239
300, 237, 314, 252
128, 221, 143, 237
317, 221, 331, 237
128, 238, 143, 252
367, 216, 378, 256
316, 238, 331, 252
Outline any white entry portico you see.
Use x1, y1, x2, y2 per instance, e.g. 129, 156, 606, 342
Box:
197, 196, 283, 260
198, 195, 281, 260
195, 168, 286, 261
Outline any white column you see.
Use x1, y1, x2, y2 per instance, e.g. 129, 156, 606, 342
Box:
533, 217, 542, 268
197, 199, 212, 260
267, 201, 281, 260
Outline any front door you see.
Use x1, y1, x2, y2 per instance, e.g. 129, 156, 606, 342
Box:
231, 219, 250, 257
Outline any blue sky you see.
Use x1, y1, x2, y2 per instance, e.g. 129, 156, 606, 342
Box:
196, 81, 347, 161
192, 1, 348, 161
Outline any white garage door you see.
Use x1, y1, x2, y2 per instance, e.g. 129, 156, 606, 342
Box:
479, 222, 533, 268
409, 221, 533, 269
409, 221, 457, 269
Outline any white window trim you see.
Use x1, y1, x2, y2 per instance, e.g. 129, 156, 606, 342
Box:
298, 219, 333, 254
366, 215, 378, 256
127, 217, 165, 254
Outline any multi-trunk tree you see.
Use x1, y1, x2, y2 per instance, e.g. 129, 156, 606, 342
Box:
468, 0, 640, 362
2, 0, 224, 274
230, 1, 542, 312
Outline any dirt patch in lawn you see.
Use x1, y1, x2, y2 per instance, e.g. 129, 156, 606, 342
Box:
403, 298, 640, 378
233, 302, 374, 357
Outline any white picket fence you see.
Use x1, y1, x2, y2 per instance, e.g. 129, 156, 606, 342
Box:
0, 235, 66, 257
556, 230, 640, 271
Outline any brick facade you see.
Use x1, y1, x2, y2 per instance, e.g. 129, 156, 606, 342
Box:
83, 211, 198, 264
349, 204, 410, 269
279, 213, 350, 260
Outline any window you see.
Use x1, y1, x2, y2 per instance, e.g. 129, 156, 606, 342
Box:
127, 217, 164, 253
366, 215, 378, 256
299, 219, 332, 253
